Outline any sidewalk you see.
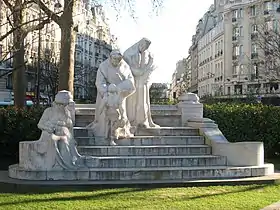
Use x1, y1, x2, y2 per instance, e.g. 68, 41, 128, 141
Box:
261, 201, 280, 210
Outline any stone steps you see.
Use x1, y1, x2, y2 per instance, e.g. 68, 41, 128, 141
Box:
78, 145, 211, 156
9, 164, 274, 181
73, 127, 200, 137
76, 136, 205, 146
136, 127, 199, 136
90, 155, 226, 168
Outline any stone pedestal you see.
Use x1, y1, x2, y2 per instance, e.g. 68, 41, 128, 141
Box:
188, 118, 265, 166
177, 93, 203, 126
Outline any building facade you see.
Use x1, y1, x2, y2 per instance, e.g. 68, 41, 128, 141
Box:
170, 56, 191, 99
73, 4, 113, 101
189, 0, 280, 99
0, 0, 114, 103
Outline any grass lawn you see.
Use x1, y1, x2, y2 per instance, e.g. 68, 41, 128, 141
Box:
0, 184, 280, 210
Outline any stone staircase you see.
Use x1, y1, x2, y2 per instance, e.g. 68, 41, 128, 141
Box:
73, 127, 273, 182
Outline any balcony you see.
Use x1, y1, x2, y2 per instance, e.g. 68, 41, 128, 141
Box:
232, 55, 238, 60
251, 53, 258, 59
251, 33, 258, 39
264, 10, 269, 15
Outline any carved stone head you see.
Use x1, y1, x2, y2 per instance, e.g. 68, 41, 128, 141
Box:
138, 38, 151, 53
54, 90, 74, 106
110, 50, 123, 67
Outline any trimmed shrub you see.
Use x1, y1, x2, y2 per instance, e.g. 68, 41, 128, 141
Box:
0, 106, 44, 157
204, 103, 280, 158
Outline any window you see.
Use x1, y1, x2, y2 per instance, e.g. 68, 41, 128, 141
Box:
240, 26, 243, 36
266, 20, 273, 30
250, 5, 256, 16
252, 24, 258, 33
232, 9, 238, 18
238, 8, 243, 18
251, 44, 257, 53
240, 64, 244, 74
218, 41, 221, 51
233, 65, 239, 75
252, 64, 258, 75
221, 62, 223, 74
273, 20, 278, 32
233, 27, 240, 36
264, 1, 273, 11
233, 46, 240, 56
239, 45, 243, 55
215, 64, 218, 75
215, 43, 218, 54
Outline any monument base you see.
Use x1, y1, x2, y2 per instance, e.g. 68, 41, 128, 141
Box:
8, 163, 274, 181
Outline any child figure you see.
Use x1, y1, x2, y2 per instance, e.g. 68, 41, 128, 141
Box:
98, 84, 126, 145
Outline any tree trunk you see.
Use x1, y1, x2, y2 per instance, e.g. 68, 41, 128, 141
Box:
12, 7, 26, 108
58, 22, 76, 96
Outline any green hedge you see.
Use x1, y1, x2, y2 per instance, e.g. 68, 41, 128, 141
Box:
0, 104, 279, 160
0, 106, 44, 157
204, 103, 280, 158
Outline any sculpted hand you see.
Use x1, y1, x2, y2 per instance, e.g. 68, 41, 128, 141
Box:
60, 135, 68, 143
147, 53, 154, 68
108, 84, 118, 92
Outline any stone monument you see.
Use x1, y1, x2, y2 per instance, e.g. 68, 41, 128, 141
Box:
8, 38, 275, 183
87, 50, 135, 145
9, 91, 99, 180
123, 38, 159, 128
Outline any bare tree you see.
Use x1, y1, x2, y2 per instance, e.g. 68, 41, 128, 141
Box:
73, 64, 98, 102
149, 83, 168, 104
253, 19, 280, 79
1, 0, 51, 107
35, 0, 164, 97
39, 55, 59, 101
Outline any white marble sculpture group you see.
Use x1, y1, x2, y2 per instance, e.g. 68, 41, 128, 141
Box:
88, 37, 159, 145
20, 38, 158, 170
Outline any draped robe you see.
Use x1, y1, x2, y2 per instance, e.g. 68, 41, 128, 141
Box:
92, 59, 135, 138
123, 39, 159, 128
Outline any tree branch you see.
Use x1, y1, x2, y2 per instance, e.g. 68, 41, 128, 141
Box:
2, 0, 13, 11
35, 0, 61, 25
23, 18, 51, 35
22, 0, 35, 8
0, 14, 52, 42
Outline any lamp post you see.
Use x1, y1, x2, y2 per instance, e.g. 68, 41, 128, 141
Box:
35, 8, 42, 105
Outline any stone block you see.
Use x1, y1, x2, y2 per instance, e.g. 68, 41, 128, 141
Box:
89, 155, 226, 168
78, 145, 212, 157
135, 127, 199, 136
46, 170, 90, 180
9, 164, 47, 180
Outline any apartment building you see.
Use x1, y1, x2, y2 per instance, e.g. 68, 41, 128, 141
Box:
74, 4, 113, 101
223, 0, 280, 96
198, 20, 224, 97
190, 0, 280, 98
170, 56, 191, 99
0, 0, 113, 103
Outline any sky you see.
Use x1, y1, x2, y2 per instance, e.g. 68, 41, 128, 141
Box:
104, 0, 214, 83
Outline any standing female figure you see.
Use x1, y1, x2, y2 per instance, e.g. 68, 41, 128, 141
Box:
123, 38, 159, 128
